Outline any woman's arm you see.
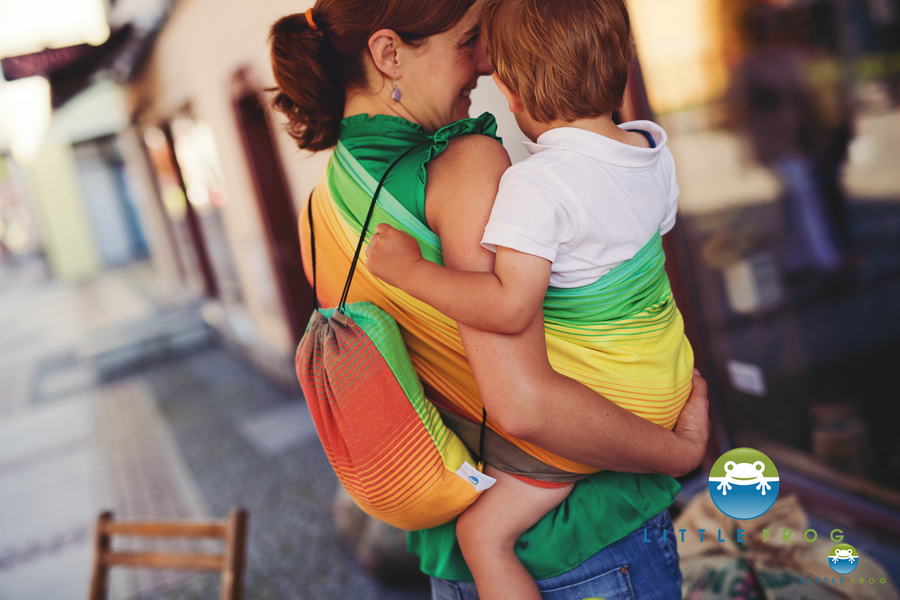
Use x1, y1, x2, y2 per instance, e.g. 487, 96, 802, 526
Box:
424, 134, 710, 477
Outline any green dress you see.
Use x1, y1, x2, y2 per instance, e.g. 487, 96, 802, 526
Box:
338, 111, 682, 582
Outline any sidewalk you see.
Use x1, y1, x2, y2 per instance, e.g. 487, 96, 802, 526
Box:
0, 256, 429, 599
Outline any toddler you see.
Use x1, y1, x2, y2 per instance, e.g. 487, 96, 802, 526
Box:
367, 0, 693, 597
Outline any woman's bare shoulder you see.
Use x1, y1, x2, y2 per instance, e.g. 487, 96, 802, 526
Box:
430, 134, 511, 178
425, 134, 511, 235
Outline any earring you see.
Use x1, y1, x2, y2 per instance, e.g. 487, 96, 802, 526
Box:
392, 76, 401, 102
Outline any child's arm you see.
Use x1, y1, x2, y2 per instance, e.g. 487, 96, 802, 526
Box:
365, 223, 550, 334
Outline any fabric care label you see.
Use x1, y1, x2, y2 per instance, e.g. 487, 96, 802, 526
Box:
455, 461, 496, 492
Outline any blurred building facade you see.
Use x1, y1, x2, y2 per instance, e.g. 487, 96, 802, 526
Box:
121, 0, 324, 384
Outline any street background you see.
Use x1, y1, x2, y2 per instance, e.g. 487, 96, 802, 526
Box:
1, 0, 900, 597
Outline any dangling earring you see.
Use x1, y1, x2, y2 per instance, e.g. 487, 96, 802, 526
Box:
392, 76, 402, 102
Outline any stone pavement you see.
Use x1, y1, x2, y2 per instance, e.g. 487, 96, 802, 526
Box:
0, 256, 430, 600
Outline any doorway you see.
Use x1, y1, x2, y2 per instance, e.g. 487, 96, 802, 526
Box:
233, 70, 314, 344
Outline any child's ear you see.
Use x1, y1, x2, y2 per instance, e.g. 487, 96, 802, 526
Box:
492, 72, 525, 114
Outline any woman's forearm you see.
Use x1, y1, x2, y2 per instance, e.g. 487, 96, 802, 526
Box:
531, 367, 706, 476
458, 317, 708, 477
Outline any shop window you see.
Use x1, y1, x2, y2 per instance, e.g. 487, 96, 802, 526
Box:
143, 124, 216, 298
630, 0, 900, 521
169, 116, 242, 305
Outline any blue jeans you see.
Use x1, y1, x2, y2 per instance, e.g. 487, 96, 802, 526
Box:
430, 510, 681, 600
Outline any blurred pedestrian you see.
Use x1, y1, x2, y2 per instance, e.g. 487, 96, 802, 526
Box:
728, 4, 844, 276
803, 31, 856, 255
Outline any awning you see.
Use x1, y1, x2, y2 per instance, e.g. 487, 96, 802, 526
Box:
1, 44, 93, 81
1, 24, 161, 109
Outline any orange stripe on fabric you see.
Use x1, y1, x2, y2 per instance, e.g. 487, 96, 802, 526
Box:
510, 474, 574, 489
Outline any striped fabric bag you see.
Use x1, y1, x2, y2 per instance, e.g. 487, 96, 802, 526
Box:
295, 147, 486, 531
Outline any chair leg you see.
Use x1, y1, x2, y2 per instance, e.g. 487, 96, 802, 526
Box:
89, 511, 113, 600
220, 508, 248, 600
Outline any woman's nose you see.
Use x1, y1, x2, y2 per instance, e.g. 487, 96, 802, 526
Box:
474, 38, 493, 77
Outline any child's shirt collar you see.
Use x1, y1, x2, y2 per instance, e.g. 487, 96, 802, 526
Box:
522, 120, 668, 169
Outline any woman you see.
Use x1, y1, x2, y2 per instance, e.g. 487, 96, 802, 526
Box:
269, 0, 710, 597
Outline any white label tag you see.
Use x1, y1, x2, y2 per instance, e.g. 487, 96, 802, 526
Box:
455, 461, 496, 492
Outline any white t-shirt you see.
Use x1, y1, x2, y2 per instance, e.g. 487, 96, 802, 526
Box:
481, 120, 679, 288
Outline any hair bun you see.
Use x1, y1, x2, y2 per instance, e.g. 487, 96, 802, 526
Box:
269, 12, 344, 151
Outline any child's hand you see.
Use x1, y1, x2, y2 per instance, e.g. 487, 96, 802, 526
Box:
364, 223, 424, 289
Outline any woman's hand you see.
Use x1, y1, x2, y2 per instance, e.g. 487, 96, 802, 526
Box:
668, 370, 711, 477
365, 223, 424, 289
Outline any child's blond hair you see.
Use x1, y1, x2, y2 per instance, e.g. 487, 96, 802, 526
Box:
480, 0, 634, 122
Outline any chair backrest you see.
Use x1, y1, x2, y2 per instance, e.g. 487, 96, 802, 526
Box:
88, 508, 248, 600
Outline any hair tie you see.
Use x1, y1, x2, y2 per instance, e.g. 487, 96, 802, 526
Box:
305, 8, 318, 30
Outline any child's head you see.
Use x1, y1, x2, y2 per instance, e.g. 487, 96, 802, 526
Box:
480, 0, 634, 124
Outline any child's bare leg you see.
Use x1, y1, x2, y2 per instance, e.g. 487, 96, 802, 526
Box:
456, 466, 573, 600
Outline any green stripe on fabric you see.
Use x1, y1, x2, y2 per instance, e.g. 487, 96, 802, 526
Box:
543, 234, 670, 326
333, 142, 443, 254
318, 304, 459, 456
408, 471, 682, 582
326, 154, 443, 266
543, 298, 678, 344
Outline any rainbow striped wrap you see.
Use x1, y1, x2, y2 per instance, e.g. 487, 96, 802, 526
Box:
295, 140, 693, 530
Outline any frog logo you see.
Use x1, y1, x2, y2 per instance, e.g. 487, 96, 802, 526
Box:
829, 544, 859, 574
708, 448, 779, 519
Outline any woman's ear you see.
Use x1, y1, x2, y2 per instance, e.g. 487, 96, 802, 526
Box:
368, 29, 401, 79
492, 72, 524, 114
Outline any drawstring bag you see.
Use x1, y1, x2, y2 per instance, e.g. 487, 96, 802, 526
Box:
295, 146, 490, 531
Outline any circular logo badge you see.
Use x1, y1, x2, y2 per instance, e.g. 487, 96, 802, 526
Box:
708, 448, 779, 520
829, 544, 859, 574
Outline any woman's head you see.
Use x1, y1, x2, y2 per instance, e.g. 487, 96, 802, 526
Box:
270, 0, 485, 151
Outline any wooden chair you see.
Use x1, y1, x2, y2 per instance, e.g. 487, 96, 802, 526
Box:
88, 508, 248, 600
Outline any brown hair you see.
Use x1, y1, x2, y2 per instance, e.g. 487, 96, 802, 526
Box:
481, 0, 634, 123
269, 0, 478, 151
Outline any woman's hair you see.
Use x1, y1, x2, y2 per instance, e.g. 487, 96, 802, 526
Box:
269, 0, 477, 151
480, 0, 633, 123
